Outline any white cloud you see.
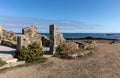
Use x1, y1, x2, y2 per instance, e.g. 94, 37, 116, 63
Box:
0, 16, 101, 33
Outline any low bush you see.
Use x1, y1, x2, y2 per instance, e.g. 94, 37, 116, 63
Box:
16, 42, 45, 63
56, 43, 69, 54
56, 43, 80, 59
0, 58, 6, 66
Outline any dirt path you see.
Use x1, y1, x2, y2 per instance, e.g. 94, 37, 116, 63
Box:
0, 43, 120, 78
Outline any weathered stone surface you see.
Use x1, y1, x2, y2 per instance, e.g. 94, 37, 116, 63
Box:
50, 24, 65, 45
0, 26, 17, 41
17, 35, 31, 49
0, 61, 25, 70
3, 30, 17, 41
17, 25, 51, 49
22, 25, 38, 37
41, 35, 50, 47
79, 51, 92, 57
0, 26, 4, 36
68, 53, 78, 59
22, 25, 42, 47
1, 40, 17, 48
68, 51, 92, 59
76, 42, 88, 49
88, 41, 97, 49
49, 24, 65, 54
66, 42, 79, 50
76, 41, 97, 50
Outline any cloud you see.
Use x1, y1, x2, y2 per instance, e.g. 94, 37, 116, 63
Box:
0, 16, 101, 33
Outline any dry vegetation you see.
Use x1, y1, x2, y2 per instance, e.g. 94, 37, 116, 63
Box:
0, 42, 120, 78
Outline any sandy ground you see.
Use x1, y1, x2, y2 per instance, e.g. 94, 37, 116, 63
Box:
0, 43, 120, 78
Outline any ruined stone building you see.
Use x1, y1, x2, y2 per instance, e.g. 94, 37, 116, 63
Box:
17, 25, 50, 49
0, 24, 80, 54
17, 24, 66, 54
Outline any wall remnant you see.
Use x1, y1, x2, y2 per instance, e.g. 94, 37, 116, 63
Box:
49, 24, 65, 54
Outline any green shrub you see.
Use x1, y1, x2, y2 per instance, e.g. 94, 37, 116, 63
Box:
56, 43, 79, 54
56, 43, 80, 59
16, 42, 44, 63
0, 58, 6, 66
56, 43, 69, 54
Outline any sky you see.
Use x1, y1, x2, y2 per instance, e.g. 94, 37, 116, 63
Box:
0, 0, 120, 33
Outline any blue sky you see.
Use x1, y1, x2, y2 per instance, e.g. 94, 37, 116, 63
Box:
0, 0, 120, 33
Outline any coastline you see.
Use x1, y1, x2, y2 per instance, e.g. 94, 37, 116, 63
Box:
16, 33, 120, 40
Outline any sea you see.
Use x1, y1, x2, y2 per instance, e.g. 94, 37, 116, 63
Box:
40, 33, 120, 40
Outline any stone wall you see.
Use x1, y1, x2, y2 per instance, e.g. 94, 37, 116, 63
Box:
1, 40, 17, 48
41, 35, 50, 47
0, 26, 17, 48
0, 26, 17, 41
50, 24, 65, 45
0, 26, 4, 36
49, 24, 65, 54
22, 25, 42, 46
17, 35, 31, 49
17, 25, 50, 49
0, 25, 83, 55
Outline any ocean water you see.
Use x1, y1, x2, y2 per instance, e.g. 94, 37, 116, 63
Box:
41, 33, 120, 40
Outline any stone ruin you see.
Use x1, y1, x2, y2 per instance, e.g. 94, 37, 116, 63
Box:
0, 24, 97, 55
49, 24, 65, 45
0, 26, 17, 41
17, 25, 50, 49
0, 26, 17, 48
0, 26, 4, 36
49, 24, 66, 54
17, 24, 79, 54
